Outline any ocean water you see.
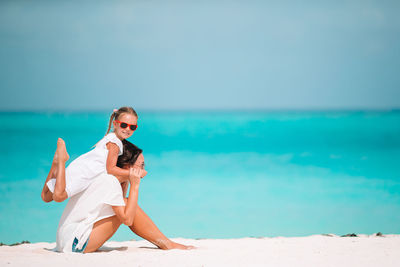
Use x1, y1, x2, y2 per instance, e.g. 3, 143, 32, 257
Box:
0, 111, 399, 244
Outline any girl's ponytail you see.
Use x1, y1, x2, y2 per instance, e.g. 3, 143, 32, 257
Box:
105, 110, 117, 135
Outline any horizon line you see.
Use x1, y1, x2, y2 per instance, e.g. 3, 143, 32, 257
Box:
0, 107, 399, 113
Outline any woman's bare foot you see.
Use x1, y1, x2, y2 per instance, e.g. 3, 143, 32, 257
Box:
154, 239, 196, 250
56, 138, 69, 163
170, 241, 196, 250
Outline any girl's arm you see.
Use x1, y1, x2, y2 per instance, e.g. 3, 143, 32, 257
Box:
106, 142, 130, 182
112, 168, 142, 226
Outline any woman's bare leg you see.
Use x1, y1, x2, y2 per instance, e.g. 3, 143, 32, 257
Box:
129, 205, 195, 250
84, 216, 122, 253
84, 205, 195, 253
41, 138, 69, 203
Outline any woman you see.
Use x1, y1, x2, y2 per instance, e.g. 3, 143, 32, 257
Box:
43, 138, 194, 253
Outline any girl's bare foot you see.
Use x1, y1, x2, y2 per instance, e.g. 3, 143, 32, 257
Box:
53, 148, 59, 165
56, 138, 69, 163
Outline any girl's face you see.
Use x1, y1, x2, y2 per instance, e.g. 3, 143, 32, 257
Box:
113, 113, 138, 140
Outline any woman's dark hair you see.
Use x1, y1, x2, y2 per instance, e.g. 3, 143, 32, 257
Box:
117, 139, 143, 168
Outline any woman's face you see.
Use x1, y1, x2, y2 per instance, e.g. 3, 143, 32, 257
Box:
113, 113, 138, 140
124, 153, 147, 178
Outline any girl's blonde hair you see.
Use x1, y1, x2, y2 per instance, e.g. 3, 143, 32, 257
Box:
105, 106, 138, 135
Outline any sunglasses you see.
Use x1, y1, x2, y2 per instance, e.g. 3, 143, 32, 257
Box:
115, 120, 138, 131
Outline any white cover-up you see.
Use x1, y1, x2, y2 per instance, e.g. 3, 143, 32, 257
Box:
55, 172, 125, 252
46, 132, 123, 198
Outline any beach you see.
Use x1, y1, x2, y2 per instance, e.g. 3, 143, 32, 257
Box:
1, 235, 400, 267
2, 0, 400, 264
1, 111, 400, 264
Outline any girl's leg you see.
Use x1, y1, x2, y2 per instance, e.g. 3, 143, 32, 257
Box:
41, 160, 58, 202
41, 138, 69, 203
129, 205, 195, 250
84, 216, 122, 253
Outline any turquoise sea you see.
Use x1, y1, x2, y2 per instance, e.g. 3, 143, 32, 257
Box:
0, 111, 399, 244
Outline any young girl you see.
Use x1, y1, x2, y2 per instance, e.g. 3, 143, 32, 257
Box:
41, 106, 139, 203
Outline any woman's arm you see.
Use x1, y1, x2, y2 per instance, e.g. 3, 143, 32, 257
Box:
112, 168, 142, 226
106, 142, 130, 182
121, 181, 129, 198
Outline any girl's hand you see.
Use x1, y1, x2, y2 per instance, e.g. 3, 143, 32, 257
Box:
129, 167, 142, 186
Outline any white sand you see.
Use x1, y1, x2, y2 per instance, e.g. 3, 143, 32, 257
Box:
1, 235, 400, 267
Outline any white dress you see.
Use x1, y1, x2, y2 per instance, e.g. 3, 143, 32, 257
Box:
47, 132, 123, 198
55, 172, 126, 252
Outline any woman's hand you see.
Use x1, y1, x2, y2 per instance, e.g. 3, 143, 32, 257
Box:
129, 167, 142, 186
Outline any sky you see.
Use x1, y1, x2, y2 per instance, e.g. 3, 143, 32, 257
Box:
0, 0, 399, 111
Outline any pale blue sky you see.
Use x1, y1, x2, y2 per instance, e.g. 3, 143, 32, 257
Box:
0, 0, 399, 110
